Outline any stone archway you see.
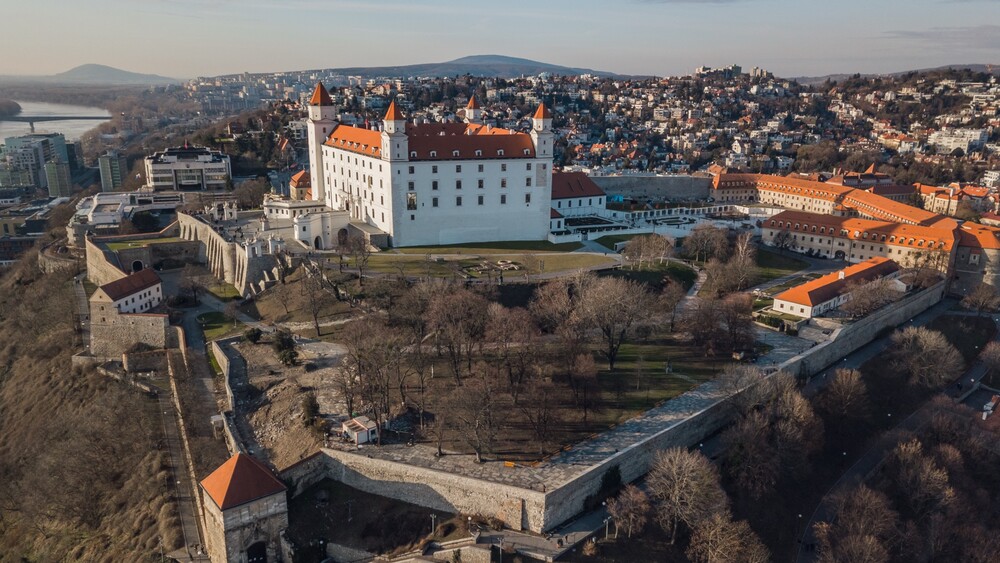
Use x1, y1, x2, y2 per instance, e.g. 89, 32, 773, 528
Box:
314, 236, 323, 250
337, 228, 349, 247
834, 250, 846, 260
246, 541, 267, 563
131, 260, 144, 273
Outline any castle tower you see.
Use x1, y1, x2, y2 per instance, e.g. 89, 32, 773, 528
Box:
464, 95, 482, 124
530, 102, 554, 160
381, 100, 409, 162
200, 453, 289, 563
307, 82, 337, 206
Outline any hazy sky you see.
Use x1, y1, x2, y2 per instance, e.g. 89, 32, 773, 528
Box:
2, 0, 998, 79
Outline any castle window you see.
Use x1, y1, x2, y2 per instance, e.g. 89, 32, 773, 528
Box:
526, 177, 532, 187
478, 179, 484, 189
432, 181, 438, 190
431, 152, 437, 158
456, 165, 462, 173
432, 197, 438, 207
478, 164, 484, 172
408, 166, 414, 174
501, 178, 507, 188
525, 193, 531, 204
501, 194, 507, 204
432, 165, 438, 173
478, 195, 484, 206
408, 181, 414, 191
498, 150, 505, 157
456, 180, 462, 190
475, 150, 482, 157
406, 193, 416, 210
527, 163, 532, 171
453, 151, 460, 157
410, 152, 417, 159
456, 196, 463, 207
501, 163, 507, 172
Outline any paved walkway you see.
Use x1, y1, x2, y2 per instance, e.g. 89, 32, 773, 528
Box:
72, 274, 90, 350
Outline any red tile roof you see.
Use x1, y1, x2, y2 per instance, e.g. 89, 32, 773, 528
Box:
325, 121, 536, 161
325, 125, 383, 158
551, 171, 605, 200
775, 257, 900, 307
290, 170, 309, 188
466, 95, 481, 109
551, 208, 563, 219
200, 454, 286, 511
766, 210, 957, 251
533, 103, 553, 119
958, 223, 1000, 250
309, 82, 333, 106
384, 100, 405, 121
98, 268, 161, 302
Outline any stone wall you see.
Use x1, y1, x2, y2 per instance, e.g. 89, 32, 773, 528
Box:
85, 237, 127, 286
89, 309, 170, 358
319, 449, 547, 532
178, 212, 282, 297
280, 452, 330, 498
122, 349, 170, 373
592, 175, 713, 202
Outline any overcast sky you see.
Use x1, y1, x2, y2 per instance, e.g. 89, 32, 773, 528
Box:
3, 0, 998, 79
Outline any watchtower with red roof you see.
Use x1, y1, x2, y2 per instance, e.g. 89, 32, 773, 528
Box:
307, 82, 337, 205
200, 453, 288, 563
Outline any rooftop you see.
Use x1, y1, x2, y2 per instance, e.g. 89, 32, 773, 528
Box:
200, 453, 286, 511
774, 257, 900, 307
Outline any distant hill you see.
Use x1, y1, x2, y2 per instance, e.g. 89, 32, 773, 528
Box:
1, 64, 180, 85
789, 63, 999, 86
318, 54, 619, 78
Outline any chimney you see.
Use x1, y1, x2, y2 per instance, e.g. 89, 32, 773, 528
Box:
838, 270, 845, 280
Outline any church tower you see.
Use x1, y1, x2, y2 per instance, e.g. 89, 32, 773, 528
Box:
381, 100, 408, 162
307, 82, 337, 206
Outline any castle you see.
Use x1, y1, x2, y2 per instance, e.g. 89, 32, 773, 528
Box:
295, 83, 554, 248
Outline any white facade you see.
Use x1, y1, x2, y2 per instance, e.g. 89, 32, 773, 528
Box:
301, 85, 553, 248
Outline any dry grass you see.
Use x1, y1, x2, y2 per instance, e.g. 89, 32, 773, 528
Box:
0, 252, 183, 560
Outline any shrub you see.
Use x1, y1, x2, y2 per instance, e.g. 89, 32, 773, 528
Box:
243, 327, 262, 344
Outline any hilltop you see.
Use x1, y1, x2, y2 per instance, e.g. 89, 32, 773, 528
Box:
789, 63, 999, 86
314, 54, 619, 78
1, 64, 179, 85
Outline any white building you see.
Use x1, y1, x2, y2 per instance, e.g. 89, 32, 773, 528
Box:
772, 257, 902, 318
928, 128, 988, 155
144, 145, 232, 191
299, 84, 553, 248
90, 268, 163, 314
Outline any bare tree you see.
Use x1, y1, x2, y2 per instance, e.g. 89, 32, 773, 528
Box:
179, 263, 203, 304
520, 376, 560, 455
427, 286, 488, 383
647, 448, 729, 544
961, 283, 1000, 317
889, 326, 964, 388
686, 512, 770, 563
274, 280, 293, 316
722, 410, 779, 499
728, 232, 758, 291
817, 368, 870, 420
716, 365, 770, 416
576, 276, 655, 369
771, 228, 794, 254
606, 484, 650, 539
683, 224, 729, 263
623, 234, 673, 270
484, 303, 538, 404
347, 235, 373, 287
718, 293, 755, 353
529, 277, 575, 334
342, 319, 406, 445
885, 438, 955, 519
814, 485, 898, 563
302, 273, 333, 337
841, 277, 903, 318
660, 282, 687, 333
330, 367, 360, 418
446, 374, 499, 463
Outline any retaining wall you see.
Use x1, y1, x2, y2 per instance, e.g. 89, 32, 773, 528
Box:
592, 175, 713, 201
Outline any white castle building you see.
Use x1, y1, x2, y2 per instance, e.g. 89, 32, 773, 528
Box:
296, 83, 554, 248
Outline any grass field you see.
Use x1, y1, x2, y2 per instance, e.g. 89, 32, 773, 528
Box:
204, 282, 241, 301
756, 248, 809, 283
197, 311, 242, 341
104, 237, 184, 251
394, 240, 583, 254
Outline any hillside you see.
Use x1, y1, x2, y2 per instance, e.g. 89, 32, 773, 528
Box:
0, 64, 179, 86
318, 54, 618, 78
789, 63, 999, 86
0, 249, 181, 560
0, 99, 20, 117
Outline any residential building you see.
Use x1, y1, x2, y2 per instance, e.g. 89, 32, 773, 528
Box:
928, 128, 988, 154
772, 257, 902, 318
90, 268, 163, 314
44, 160, 72, 198
144, 145, 232, 191
298, 84, 553, 248
1, 133, 68, 189
98, 151, 129, 192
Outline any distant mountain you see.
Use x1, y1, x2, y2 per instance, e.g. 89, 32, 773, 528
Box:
318, 55, 620, 78
0, 64, 180, 85
50, 64, 179, 85
789, 63, 999, 86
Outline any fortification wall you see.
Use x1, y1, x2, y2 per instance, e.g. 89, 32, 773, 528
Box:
320, 448, 548, 532
85, 237, 127, 286
592, 175, 713, 202
178, 212, 237, 288
90, 310, 169, 358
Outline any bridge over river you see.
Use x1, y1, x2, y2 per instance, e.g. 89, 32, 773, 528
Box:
0, 115, 109, 132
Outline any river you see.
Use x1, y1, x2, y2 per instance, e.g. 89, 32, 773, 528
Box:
0, 100, 111, 141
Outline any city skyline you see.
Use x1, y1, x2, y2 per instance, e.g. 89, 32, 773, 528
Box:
3, 0, 998, 79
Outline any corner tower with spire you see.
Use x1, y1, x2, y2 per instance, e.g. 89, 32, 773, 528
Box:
381, 100, 409, 162
530, 103, 554, 188
464, 95, 482, 124
307, 82, 338, 205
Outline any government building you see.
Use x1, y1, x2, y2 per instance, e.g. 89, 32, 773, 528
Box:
296, 83, 553, 248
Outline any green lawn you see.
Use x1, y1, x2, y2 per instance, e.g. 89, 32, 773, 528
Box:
594, 234, 641, 251
197, 311, 242, 341
394, 240, 583, 254
205, 282, 241, 301
756, 248, 809, 283
104, 237, 184, 251
601, 261, 697, 290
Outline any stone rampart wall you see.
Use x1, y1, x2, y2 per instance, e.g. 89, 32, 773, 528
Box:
592, 175, 713, 202
90, 310, 169, 358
